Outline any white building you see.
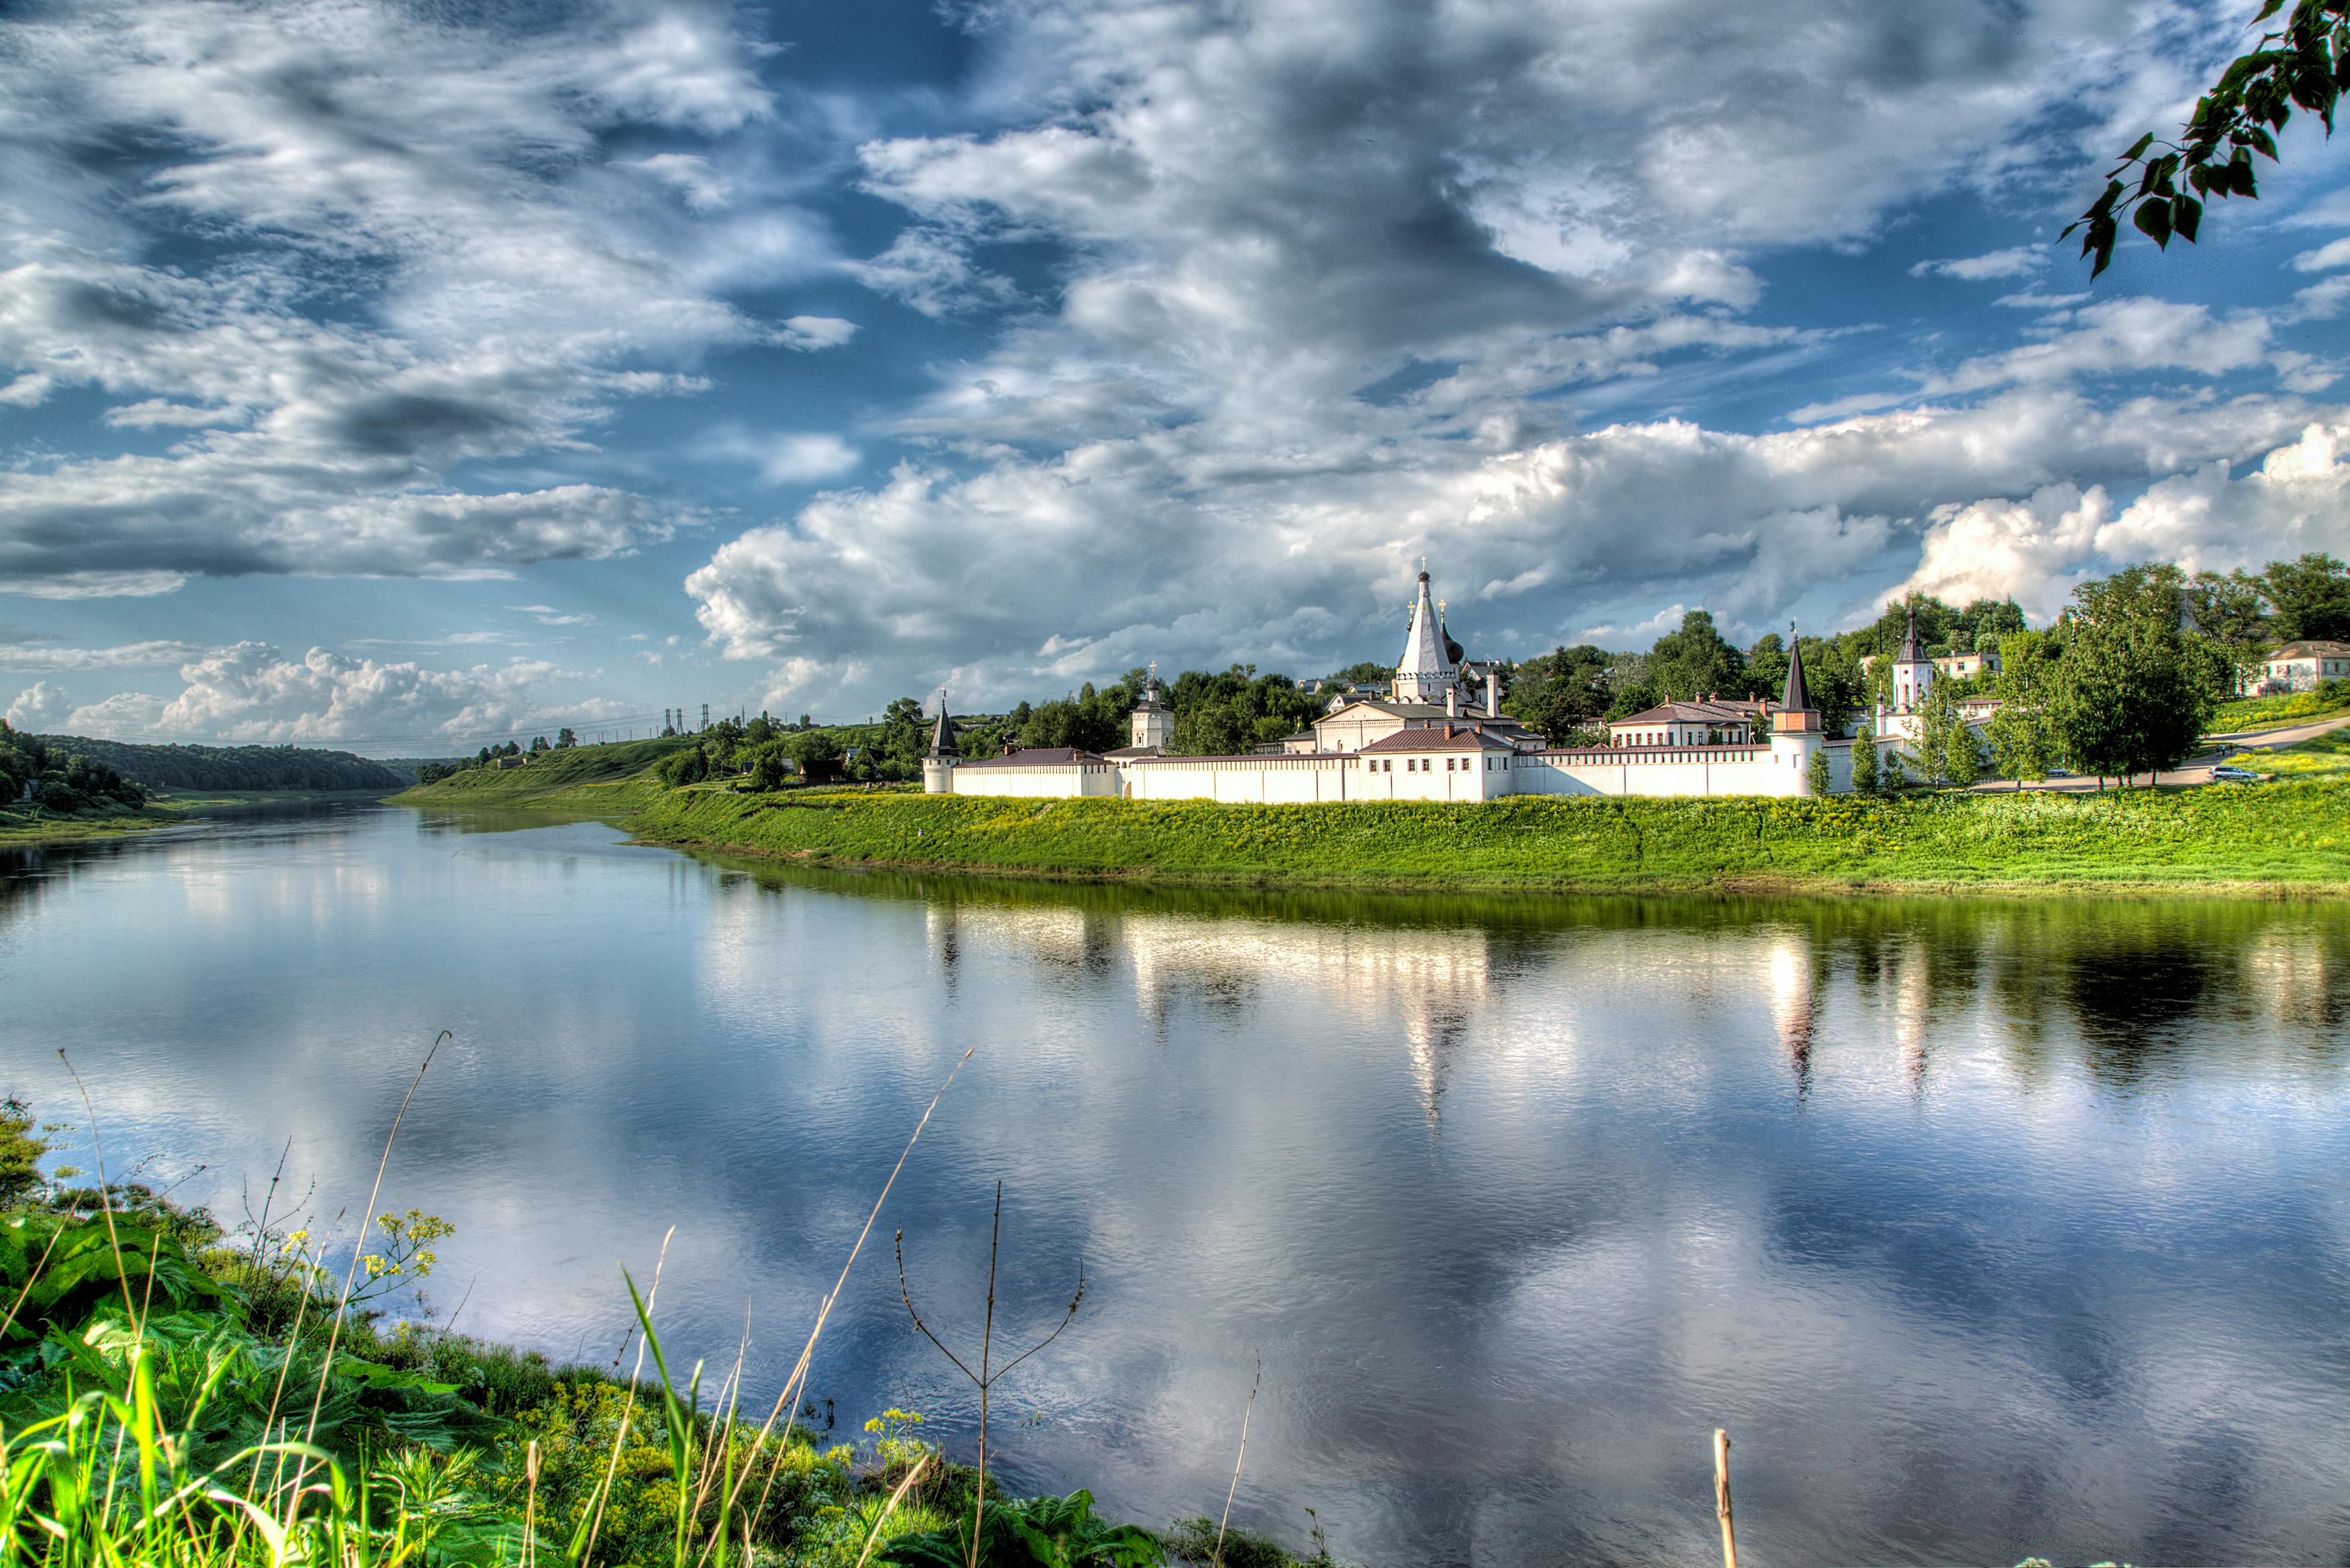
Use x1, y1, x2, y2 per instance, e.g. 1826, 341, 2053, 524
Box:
927, 569, 1869, 801
2255, 640, 2350, 693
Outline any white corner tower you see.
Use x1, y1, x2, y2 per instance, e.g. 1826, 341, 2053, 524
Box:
1889, 603, 1933, 715
1131, 665, 1172, 750
1770, 624, 1826, 796
921, 699, 959, 794
1394, 566, 1457, 703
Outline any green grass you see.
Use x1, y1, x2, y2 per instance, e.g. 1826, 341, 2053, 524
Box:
392, 736, 695, 812
2226, 726, 2350, 780
0, 1114, 1336, 1568
623, 777, 2350, 895
2210, 686, 2350, 733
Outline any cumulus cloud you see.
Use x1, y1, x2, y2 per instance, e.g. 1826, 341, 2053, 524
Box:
778, 316, 859, 350
0, 0, 800, 593
43, 643, 623, 744
5, 681, 73, 730
1911, 246, 2048, 281
1898, 420, 2350, 616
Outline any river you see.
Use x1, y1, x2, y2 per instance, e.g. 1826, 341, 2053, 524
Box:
5, 802, 2349, 1565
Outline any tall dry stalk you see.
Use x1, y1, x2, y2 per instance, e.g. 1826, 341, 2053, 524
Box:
1713, 1427, 1738, 1568
299, 1032, 445, 1448
1212, 1355, 1262, 1568
894, 1181, 1084, 1568
722, 1047, 975, 1546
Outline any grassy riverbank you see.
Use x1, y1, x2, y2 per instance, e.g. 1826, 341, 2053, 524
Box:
0, 1112, 1326, 1568
625, 776, 2350, 895
393, 735, 692, 813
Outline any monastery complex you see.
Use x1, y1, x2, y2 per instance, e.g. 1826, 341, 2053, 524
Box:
923, 568, 1971, 803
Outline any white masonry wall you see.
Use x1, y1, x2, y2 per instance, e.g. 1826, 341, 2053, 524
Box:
1349, 753, 1505, 801
1514, 748, 1793, 797
949, 762, 1122, 798
1123, 755, 1354, 803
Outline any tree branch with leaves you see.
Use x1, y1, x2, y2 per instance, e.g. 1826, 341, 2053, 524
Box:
2069, 0, 2347, 275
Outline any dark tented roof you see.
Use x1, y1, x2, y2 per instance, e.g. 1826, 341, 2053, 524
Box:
1781, 632, 1813, 714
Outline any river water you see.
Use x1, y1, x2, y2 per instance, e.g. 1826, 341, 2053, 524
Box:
5, 803, 2350, 1565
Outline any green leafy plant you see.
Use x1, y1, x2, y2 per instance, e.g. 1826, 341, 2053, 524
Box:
878, 1489, 1164, 1568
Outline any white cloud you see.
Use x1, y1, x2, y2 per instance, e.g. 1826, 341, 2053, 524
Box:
1912, 246, 2047, 281
843, 229, 1021, 318
0, 640, 207, 671
2292, 237, 2350, 272
778, 315, 859, 350
759, 434, 863, 483
1898, 420, 2350, 616
48, 643, 605, 744
630, 153, 735, 213
5, 680, 73, 730
0, 0, 796, 591
1791, 297, 2284, 422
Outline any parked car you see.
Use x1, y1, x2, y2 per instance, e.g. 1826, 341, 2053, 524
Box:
2212, 765, 2261, 782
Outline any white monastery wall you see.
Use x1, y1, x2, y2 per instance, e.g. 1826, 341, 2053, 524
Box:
1124, 756, 1353, 803
949, 762, 1121, 798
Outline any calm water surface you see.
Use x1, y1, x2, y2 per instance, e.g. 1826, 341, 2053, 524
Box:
5, 803, 2350, 1565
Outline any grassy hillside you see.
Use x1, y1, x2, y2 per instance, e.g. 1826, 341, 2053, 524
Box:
626, 776, 2350, 894
2210, 685, 2350, 733
32, 734, 405, 791
393, 735, 692, 812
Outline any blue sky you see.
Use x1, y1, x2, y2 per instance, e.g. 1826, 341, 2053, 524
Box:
3, 0, 2348, 751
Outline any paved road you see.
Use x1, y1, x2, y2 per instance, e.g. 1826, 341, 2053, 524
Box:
1967, 709, 2349, 793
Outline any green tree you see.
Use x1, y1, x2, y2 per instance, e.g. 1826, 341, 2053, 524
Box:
782, 730, 844, 767
2051, 565, 2214, 785
1851, 722, 1881, 796
1911, 679, 1977, 787
2068, 0, 2348, 276
1646, 609, 1744, 699
555, 727, 577, 748
1744, 634, 1791, 703
1987, 631, 2059, 788
1503, 645, 1613, 741
659, 746, 710, 786
746, 742, 791, 790
1806, 748, 1832, 797
2261, 552, 2350, 640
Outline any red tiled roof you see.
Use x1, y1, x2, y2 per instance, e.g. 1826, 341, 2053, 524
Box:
953, 746, 1111, 769
1359, 725, 1519, 753
1609, 699, 1771, 726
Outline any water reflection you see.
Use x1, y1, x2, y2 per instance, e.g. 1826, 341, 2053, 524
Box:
6, 810, 2350, 1565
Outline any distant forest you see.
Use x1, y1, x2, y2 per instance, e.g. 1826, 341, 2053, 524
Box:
28, 736, 406, 793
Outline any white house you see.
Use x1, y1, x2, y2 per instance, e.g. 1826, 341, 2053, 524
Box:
2256, 640, 2350, 693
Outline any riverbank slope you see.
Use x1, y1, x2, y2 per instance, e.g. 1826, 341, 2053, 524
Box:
619, 773, 2350, 895
391, 736, 688, 814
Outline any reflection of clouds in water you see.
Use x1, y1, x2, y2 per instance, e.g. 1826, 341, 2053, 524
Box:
14, 824, 2350, 1564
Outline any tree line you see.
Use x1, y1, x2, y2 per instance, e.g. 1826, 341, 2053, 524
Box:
8, 732, 404, 793
0, 723, 148, 814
